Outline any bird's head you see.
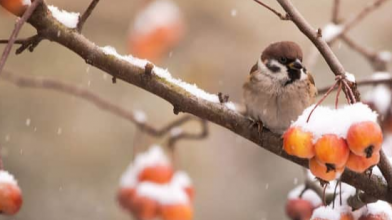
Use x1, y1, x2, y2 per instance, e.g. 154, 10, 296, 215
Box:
257, 41, 307, 85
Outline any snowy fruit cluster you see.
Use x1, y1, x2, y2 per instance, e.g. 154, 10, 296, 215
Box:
284, 103, 383, 181
0, 170, 22, 215
0, 0, 30, 16
118, 146, 193, 220
286, 182, 392, 220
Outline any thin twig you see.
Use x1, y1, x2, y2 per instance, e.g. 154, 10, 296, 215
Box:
1, 70, 200, 138
332, 0, 341, 24
0, 0, 42, 76
77, 0, 100, 32
341, 34, 389, 71
307, 81, 339, 122
335, 82, 342, 109
168, 119, 208, 148
253, 0, 290, 20
305, 0, 388, 68
318, 76, 392, 94
335, 0, 389, 43
0, 144, 3, 170
277, 0, 346, 77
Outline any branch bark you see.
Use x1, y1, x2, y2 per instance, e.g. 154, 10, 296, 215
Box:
1, 0, 389, 204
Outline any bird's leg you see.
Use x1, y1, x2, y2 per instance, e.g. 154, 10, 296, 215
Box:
248, 117, 264, 134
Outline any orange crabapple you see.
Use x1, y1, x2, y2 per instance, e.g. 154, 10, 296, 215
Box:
347, 121, 383, 158
345, 151, 380, 173
283, 126, 315, 159
0, 171, 22, 215
285, 198, 315, 220
309, 157, 344, 182
138, 164, 174, 184
161, 203, 193, 220
314, 134, 350, 169
0, 0, 29, 16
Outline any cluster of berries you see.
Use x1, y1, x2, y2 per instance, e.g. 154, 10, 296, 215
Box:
284, 103, 383, 181
117, 146, 193, 220
0, 170, 22, 215
286, 182, 392, 220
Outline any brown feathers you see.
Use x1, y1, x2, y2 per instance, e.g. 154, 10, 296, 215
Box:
261, 41, 303, 62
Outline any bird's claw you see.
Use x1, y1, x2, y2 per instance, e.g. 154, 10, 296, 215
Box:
248, 117, 264, 134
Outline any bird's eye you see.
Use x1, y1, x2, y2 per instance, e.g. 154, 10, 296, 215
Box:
279, 57, 287, 63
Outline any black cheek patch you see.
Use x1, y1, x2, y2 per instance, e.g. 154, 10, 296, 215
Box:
266, 61, 281, 73
285, 69, 301, 86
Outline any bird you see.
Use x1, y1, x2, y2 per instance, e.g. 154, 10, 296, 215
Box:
243, 41, 317, 134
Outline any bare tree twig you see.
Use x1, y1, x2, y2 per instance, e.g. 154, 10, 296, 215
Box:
77, 0, 100, 32
168, 120, 208, 148
0, 0, 42, 76
253, 0, 290, 20
332, 0, 341, 24
341, 34, 389, 71
318, 75, 392, 94
1, 70, 203, 139
277, 0, 346, 76
305, 0, 388, 69
335, 0, 389, 43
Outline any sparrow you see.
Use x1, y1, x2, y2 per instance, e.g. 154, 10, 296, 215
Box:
243, 41, 317, 134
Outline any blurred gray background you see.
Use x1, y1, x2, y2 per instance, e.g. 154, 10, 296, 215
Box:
0, 0, 391, 219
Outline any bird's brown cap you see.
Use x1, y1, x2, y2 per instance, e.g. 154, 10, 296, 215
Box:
261, 41, 303, 62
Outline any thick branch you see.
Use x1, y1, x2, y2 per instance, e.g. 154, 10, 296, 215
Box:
13, 1, 392, 203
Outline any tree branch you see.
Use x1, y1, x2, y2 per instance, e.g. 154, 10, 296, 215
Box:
0, 0, 42, 76
332, 0, 341, 24
1, 70, 204, 140
318, 76, 392, 94
253, 0, 290, 20
77, 0, 100, 32
276, 0, 346, 77
341, 34, 389, 71
2, 0, 388, 203
305, 0, 388, 69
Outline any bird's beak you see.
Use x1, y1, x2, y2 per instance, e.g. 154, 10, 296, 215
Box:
288, 60, 303, 70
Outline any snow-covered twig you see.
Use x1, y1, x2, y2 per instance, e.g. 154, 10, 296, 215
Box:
0, 0, 42, 76
77, 0, 100, 32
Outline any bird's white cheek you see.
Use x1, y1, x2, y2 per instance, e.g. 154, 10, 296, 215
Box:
300, 68, 308, 81
267, 59, 289, 80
